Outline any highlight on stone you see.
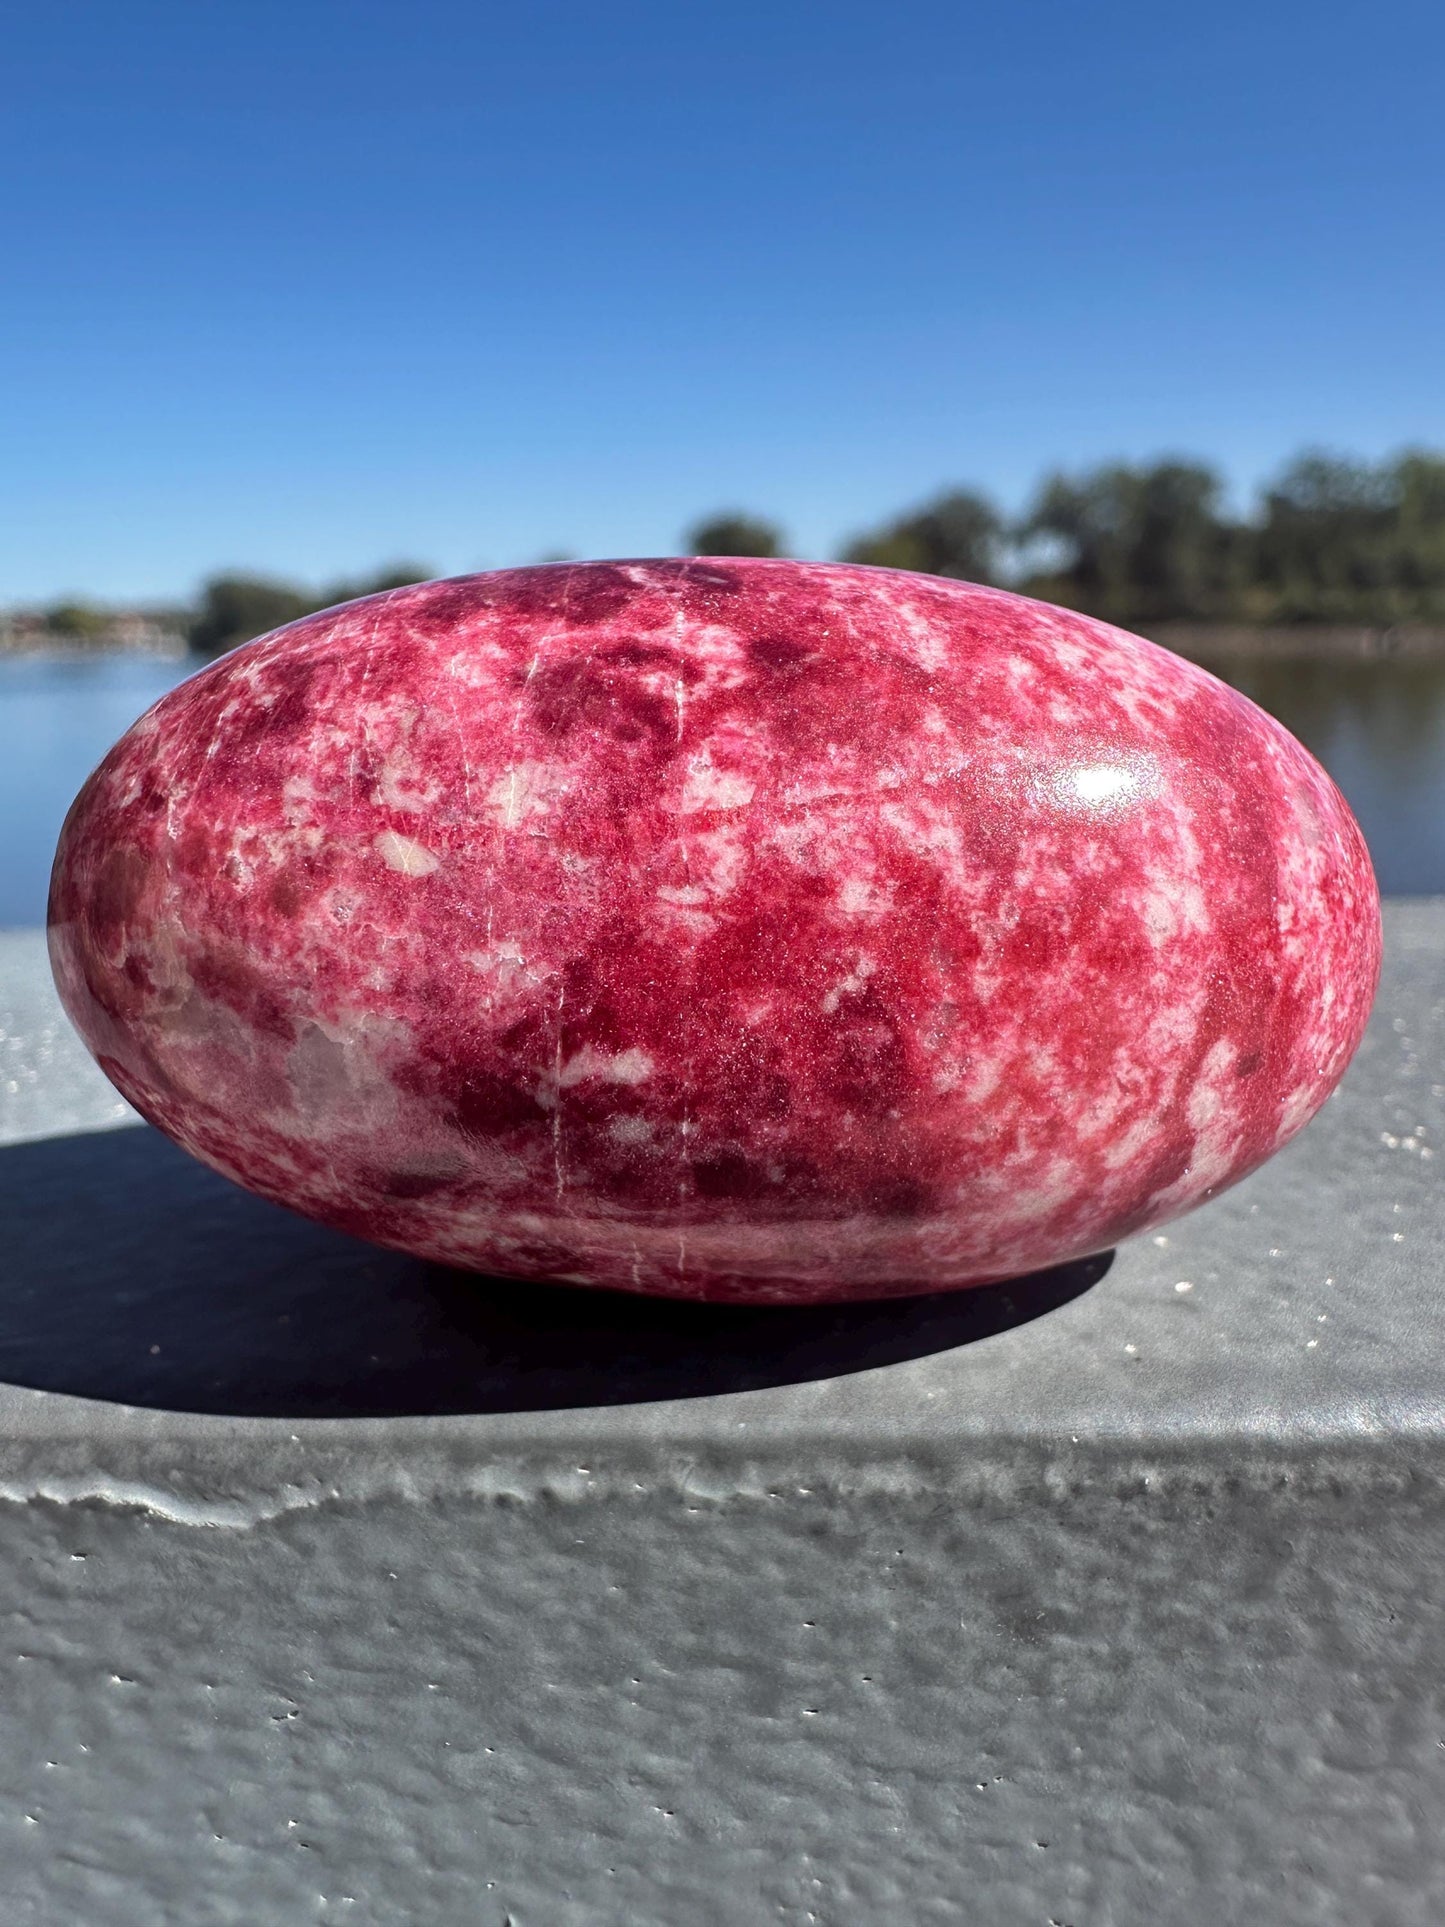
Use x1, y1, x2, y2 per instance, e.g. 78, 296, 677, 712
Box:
48, 559, 1382, 1303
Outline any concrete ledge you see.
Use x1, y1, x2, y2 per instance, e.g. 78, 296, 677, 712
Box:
0, 908, 1442, 1924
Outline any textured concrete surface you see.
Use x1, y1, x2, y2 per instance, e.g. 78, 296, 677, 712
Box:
0, 908, 1442, 1925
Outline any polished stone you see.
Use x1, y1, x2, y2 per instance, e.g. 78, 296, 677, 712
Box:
49, 562, 1379, 1299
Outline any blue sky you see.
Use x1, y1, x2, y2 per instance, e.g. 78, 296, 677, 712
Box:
4, 0, 1443, 601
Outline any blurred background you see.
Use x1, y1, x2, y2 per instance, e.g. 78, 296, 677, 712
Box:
4, 0, 1444, 924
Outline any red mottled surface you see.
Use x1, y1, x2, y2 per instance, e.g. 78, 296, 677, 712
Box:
49, 560, 1381, 1302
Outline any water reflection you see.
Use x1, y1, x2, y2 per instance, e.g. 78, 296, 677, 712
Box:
0, 652, 195, 927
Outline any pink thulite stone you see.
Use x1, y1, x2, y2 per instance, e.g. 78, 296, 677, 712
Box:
49, 560, 1380, 1303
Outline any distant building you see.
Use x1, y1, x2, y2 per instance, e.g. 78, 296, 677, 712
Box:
0, 607, 189, 657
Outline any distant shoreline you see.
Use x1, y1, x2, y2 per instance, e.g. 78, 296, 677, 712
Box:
0, 631, 189, 662
1151, 623, 1445, 662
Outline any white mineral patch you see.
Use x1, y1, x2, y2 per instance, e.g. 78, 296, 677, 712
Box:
1138, 875, 1208, 946
374, 831, 440, 877
556, 1046, 654, 1087
681, 757, 754, 813
1101, 1114, 1160, 1173
822, 955, 877, 1015
962, 1058, 1003, 1104
282, 1019, 405, 1133
689, 823, 750, 898
1186, 1039, 1240, 1132
837, 873, 895, 918
485, 762, 556, 829
375, 751, 443, 813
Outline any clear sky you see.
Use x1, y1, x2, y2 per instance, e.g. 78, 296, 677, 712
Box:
4, 0, 1443, 602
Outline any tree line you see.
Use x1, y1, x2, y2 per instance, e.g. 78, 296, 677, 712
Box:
694, 447, 1445, 630
15, 564, 435, 655
20, 446, 1445, 657
185, 564, 434, 656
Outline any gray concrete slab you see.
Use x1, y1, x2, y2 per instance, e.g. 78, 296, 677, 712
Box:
0, 909, 1441, 1924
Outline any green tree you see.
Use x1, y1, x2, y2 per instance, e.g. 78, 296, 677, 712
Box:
841, 489, 1003, 583
187, 575, 312, 656
1253, 450, 1445, 621
1393, 451, 1445, 613
1019, 460, 1240, 625
44, 600, 111, 643
187, 563, 435, 656
685, 513, 785, 558
322, 562, 434, 605
1252, 453, 1396, 621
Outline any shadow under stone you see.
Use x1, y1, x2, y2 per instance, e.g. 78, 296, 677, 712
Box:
0, 1125, 1111, 1418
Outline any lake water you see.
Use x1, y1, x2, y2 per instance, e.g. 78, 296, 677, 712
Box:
3, 648, 1443, 928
